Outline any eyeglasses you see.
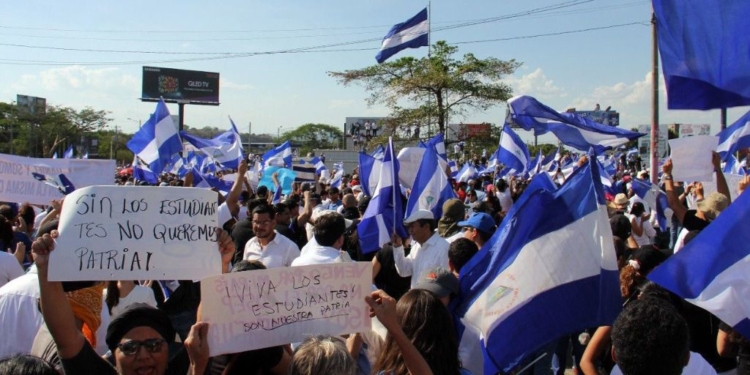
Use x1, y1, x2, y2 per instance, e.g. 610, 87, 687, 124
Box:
117, 339, 166, 356
251, 220, 272, 227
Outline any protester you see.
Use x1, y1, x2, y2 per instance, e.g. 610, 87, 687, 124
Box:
391, 210, 450, 288
243, 204, 300, 268
104, 280, 158, 319
457, 212, 496, 249
288, 335, 357, 375
437, 199, 466, 243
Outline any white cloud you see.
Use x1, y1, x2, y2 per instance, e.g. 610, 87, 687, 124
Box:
11, 66, 139, 93
221, 80, 254, 91
503, 68, 565, 99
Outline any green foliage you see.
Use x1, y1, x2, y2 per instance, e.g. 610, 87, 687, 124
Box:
329, 41, 521, 136
280, 123, 343, 154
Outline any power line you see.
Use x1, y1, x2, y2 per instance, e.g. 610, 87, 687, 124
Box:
0, 21, 648, 66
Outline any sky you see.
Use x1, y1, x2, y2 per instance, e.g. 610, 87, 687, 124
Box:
2, 0, 747, 146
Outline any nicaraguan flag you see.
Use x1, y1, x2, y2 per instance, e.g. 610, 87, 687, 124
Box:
133, 156, 158, 184
375, 8, 429, 64
311, 157, 327, 175
262, 141, 293, 169
498, 125, 531, 173
405, 145, 456, 220
52, 152, 58, 159
271, 186, 283, 204
358, 138, 408, 254
32, 173, 76, 195
540, 148, 558, 172
370, 145, 385, 160
455, 163, 478, 183
421, 133, 447, 161
191, 167, 233, 194
448, 160, 459, 178
127, 99, 183, 175
723, 154, 743, 175
358, 152, 382, 197
292, 159, 317, 183
180, 123, 244, 170
451, 154, 620, 373
649, 188, 750, 339
507, 95, 645, 153
630, 178, 671, 232
63, 145, 74, 159
716, 109, 750, 160
330, 169, 344, 188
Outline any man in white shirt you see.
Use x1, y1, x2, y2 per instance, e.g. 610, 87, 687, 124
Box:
243, 204, 300, 268
392, 210, 450, 288
293, 211, 349, 266
0, 265, 42, 358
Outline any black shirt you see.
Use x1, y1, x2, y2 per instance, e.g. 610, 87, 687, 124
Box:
375, 244, 412, 301
683, 209, 710, 232
275, 224, 295, 243
231, 218, 255, 264
61, 341, 189, 375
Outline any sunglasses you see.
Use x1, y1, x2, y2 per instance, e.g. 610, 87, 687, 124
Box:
117, 338, 166, 356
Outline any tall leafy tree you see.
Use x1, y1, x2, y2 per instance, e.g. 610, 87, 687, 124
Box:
280, 123, 343, 155
329, 41, 521, 137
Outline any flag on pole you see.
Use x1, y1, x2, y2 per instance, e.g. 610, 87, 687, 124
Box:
292, 159, 317, 183
370, 145, 385, 159
63, 145, 74, 159
133, 156, 159, 185
127, 99, 183, 175
358, 152, 382, 197
421, 133, 447, 161
32, 173, 76, 195
452, 154, 620, 373
375, 8, 429, 64
498, 125, 531, 173
649, 188, 750, 340
180, 119, 244, 169
358, 138, 408, 254
262, 141, 293, 168
405, 145, 456, 220
716, 109, 750, 160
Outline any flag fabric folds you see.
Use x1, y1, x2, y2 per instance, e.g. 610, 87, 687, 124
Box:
262, 141, 293, 168
405, 145, 456, 220
370, 145, 385, 159
63, 145, 74, 159
52, 152, 58, 159
358, 138, 408, 254
292, 159, 317, 183
507, 95, 644, 153
498, 125, 530, 173
133, 156, 159, 184
32, 173, 76, 195
375, 8, 429, 64
127, 99, 183, 175
455, 163, 478, 183
716, 109, 750, 160
649, 188, 750, 339
452, 155, 620, 372
358, 152, 382, 197
311, 157, 327, 175
653, 0, 750, 110
180, 120, 244, 170
421, 133, 447, 161
190, 167, 233, 194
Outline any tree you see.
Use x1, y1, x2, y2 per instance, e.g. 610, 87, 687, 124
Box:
280, 124, 343, 155
329, 41, 521, 138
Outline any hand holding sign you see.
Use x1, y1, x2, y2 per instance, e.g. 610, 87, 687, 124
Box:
31, 230, 58, 273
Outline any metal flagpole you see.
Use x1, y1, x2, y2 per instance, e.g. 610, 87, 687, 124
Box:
427, 2, 432, 138
650, 11, 659, 185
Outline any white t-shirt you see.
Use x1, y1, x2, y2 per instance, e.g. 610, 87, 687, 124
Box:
105, 285, 158, 319
496, 190, 513, 213
0, 269, 42, 358
0, 251, 24, 288
243, 232, 300, 268
625, 214, 656, 247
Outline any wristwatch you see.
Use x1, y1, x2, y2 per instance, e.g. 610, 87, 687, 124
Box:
663, 174, 673, 181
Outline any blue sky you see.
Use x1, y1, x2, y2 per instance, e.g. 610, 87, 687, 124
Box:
2, 0, 746, 145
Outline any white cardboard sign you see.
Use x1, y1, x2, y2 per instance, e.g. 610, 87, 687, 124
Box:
49, 186, 222, 281
201, 262, 372, 356
668, 136, 718, 182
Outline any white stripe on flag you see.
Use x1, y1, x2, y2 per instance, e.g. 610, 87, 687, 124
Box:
380, 20, 429, 50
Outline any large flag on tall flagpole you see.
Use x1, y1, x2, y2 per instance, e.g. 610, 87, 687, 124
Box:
405, 145, 456, 220
358, 138, 408, 254
649, 188, 750, 339
507, 95, 645, 153
127, 99, 183, 175
452, 154, 620, 373
716, 109, 750, 160
498, 125, 530, 173
653, 0, 750, 110
375, 8, 429, 64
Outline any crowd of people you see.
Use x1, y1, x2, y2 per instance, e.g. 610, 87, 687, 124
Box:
0, 148, 749, 375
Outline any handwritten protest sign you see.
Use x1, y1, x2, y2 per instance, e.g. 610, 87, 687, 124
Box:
702, 173, 744, 201
201, 262, 372, 356
668, 135, 718, 182
49, 186, 222, 281
0, 153, 115, 205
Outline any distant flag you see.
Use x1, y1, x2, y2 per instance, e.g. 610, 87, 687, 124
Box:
422, 133, 447, 161
271, 186, 283, 204
127, 99, 183, 175
330, 169, 344, 188
498, 125, 531, 173
455, 163, 478, 183
370, 145, 385, 159
540, 148, 558, 172
180, 119, 244, 169
32, 173, 76, 195
311, 156, 327, 175
405, 145, 456, 220
262, 141, 293, 168
649, 188, 750, 340
375, 8, 429, 64
82, 151, 89, 159
653, 0, 750, 109
292, 159, 317, 183
358, 152, 382, 197
190, 167, 233, 194
630, 178, 670, 231
358, 138, 409, 254
716, 109, 750, 160
132, 155, 158, 185
63, 145, 74, 159
448, 160, 459, 178
333, 162, 344, 172
52, 152, 58, 159
507, 95, 645, 152
723, 154, 742, 174
452, 152, 620, 373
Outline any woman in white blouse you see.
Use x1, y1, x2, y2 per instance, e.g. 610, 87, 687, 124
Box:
627, 202, 656, 247
103, 280, 157, 319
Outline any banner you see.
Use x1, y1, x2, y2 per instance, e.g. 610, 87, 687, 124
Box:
49, 186, 222, 281
668, 135, 718, 182
0, 154, 115, 205
201, 262, 372, 356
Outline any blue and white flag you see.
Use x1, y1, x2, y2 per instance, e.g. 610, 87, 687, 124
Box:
649, 188, 750, 339
358, 138, 409, 254
191, 167, 233, 194
452, 155, 620, 373
370, 145, 385, 160
507, 95, 645, 153
723, 154, 744, 175
133, 156, 158, 185
405, 145, 456, 220
716, 109, 750, 160
292, 159, 317, 183
359, 152, 382, 197
311, 156, 327, 175
63, 145, 74, 159
630, 178, 670, 231
262, 141, 293, 168
448, 160, 459, 178
271, 186, 283, 205
32, 173, 76, 195
330, 169, 344, 188
540, 148, 559, 172
127, 99, 183, 175
52, 152, 58, 159
498, 125, 531, 173
375, 8, 429, 64
421, 133, 447, 161
456, 163, 478, 183
180, 120, 244, 170
82, 152, 89, 160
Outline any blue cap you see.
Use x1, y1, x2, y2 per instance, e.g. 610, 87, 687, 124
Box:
458, 212, 496, 235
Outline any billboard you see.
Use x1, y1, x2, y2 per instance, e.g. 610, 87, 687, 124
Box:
446, 123, 492, 142
141, 66, 220, 105
676, 124, 711, 138
574, 110, 620, 126
638, 124, 670, 161
16, 95, 46, 116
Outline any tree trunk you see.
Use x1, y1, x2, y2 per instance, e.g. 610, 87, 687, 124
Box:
436, 90, 445, 135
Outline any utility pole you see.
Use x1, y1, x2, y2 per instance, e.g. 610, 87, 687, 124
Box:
650, 11, 659, 185
110, 125, 119, 160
